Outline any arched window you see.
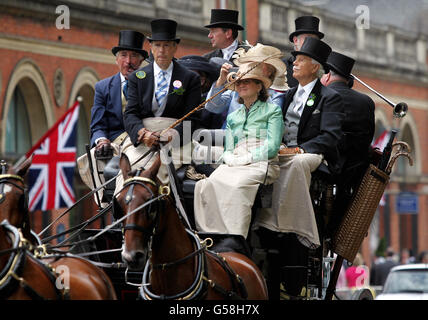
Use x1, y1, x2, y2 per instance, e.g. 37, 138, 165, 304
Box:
5, 85, 32, 158
395, 123, 417, 178
2, 59, 52, 162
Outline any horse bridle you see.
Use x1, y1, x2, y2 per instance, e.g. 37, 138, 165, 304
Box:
120, 170, 170, 238
0, 161, 26, 204
0, 220, 64, 300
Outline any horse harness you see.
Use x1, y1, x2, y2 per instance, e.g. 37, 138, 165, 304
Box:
0, 221, 69, 300
0, 166, 28, 209
120, 174, 248, 300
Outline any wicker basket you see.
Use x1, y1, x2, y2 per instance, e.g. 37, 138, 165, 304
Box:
332, 164, 390, 262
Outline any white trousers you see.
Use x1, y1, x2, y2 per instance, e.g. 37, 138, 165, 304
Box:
254, 153, 323, 247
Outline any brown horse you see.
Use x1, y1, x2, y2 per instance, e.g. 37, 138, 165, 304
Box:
115, 152, 268, 300
0, 158, 117, 300
0, 219, 66, 300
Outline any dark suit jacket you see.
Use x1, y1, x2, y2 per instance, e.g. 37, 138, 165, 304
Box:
282, 80, 345, 173
90, 72, 125, 147
203, 42, 246, 65
328, 81, 375, 173
203, 49, 223, 61
283, 55, 298, 88
124, 60, 201, 146
370, 259, 398, 286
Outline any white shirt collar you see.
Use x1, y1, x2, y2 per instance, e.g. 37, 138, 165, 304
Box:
120, 73, 126, 88
296, 78, 317, 102
153, 61, 174, 77
221, 39, 239, 61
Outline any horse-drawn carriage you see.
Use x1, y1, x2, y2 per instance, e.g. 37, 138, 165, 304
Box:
0, 68, 413, 300
2, 119, 409, 301
0, 116, 413, 301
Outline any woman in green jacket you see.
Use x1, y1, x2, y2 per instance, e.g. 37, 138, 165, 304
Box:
194, 61, 285, 239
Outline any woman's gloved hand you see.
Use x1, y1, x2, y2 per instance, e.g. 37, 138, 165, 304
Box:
223, 152, 253, 167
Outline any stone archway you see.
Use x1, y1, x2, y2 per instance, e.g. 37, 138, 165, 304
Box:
68, 67, 102, 227
1, 58, 52, 157
68, 67, 99, 155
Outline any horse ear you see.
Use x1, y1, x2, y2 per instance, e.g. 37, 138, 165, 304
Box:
13, 154, 33, 177
119, 153, 132, 180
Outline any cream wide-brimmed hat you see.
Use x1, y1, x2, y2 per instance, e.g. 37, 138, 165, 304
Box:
233, 43, 286, 77
270, 70, 289, 92
226, 61, 273, 91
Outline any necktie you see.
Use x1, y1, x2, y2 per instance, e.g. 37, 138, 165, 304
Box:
123, 80, 128, 100
155, 71, 168, 107
293, 88, 306, 115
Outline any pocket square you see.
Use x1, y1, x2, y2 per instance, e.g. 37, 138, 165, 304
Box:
312, 109, 320, 115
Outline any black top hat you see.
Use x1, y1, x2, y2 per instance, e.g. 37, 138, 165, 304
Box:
178, 55, 220, 82
204, 9, 244, 30
289, 16, 324, 42
147, 19, 181, 43
325, 51, 355, 79
112, 30, 148, 59
292, 37, 331, 67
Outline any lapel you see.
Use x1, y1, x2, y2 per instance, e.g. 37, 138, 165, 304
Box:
298, 79, 322, 135
109, 72, 122, 114
141, 64, 155, 115
164, 60, 182, 112
214, 49, 223, 59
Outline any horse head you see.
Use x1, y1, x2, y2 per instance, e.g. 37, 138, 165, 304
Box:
0, 156, 32, 238
114, 152, 166, 270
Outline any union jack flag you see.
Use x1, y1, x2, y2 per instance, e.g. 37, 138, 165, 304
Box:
26, 100, 80, 211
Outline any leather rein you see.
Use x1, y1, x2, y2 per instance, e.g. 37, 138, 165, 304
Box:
121, 174, 248, 300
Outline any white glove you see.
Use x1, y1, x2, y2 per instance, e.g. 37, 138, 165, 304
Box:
223, 152, 253, 167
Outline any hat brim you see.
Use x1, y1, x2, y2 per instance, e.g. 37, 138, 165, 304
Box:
234, 56, 286, 76
112, 46, 149, 59
288, 30, 324, 42
325, 63, 352, 79
204, 22, 244, 30
291, 50, 327, 68
178, 60, 219, 82
147, 37, 181, 44
227, 72, 272, 92
270, 82, 289, 92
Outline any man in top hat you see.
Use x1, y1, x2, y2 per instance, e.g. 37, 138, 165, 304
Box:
203, 9, 247, 63
321, 51, 375, 236
120, 19, 201, 188
254, 37, 344, 299
78, 30, 148, 207
284, 15, 325, 88
90, 30, 148, 152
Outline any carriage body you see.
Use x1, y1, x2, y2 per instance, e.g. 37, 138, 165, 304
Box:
56, 131, 411, 300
